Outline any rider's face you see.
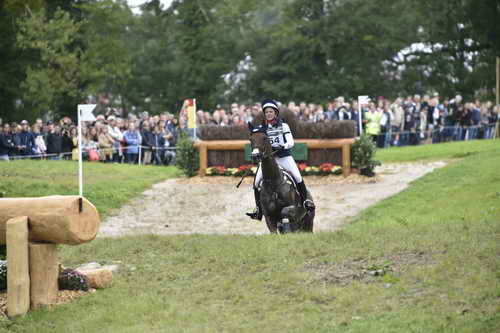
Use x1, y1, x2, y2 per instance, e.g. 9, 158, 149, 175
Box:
264, 108, 276, 121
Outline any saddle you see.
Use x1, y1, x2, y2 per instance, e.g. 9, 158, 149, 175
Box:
257, 167, 299, 196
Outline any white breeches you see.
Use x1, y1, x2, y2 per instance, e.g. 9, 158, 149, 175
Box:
254, 155, 303, 187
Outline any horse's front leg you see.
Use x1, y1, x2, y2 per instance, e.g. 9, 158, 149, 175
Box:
264, 215, 278, 234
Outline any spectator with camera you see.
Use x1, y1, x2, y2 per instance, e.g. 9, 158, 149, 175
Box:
14, 120, 36, 156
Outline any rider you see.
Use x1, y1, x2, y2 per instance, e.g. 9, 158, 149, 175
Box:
247, 99, 315, 220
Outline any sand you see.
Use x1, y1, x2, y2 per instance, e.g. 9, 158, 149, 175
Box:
98, 161, 446, 237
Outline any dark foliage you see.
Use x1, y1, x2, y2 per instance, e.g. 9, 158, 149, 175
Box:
58, 268, 89, 291
0, 261, 6, 291
175, 133, 199, 177
351, 134, 381, 177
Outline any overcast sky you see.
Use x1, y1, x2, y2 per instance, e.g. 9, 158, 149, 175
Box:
127, 0, 173, 13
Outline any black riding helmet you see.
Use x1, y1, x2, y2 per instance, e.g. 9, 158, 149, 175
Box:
261, 99, 279, 116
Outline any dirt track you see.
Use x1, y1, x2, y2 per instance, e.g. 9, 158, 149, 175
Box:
98, 161, 445, 237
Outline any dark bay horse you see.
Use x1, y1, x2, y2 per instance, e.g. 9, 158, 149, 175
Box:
248, 123, 314, 233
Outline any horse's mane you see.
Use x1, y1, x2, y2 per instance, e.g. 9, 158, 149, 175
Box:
250, 107, 298, 135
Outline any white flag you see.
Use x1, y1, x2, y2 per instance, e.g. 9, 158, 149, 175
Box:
358, 96, 370, 105
78, 104, 97, 121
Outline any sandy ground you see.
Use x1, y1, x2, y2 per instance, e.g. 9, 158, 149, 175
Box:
98, 161, 445, 237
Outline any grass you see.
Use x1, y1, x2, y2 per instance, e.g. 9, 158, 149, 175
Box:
375, 139, 499, 163
1, 142, 500, 332
0, 160, 181, 217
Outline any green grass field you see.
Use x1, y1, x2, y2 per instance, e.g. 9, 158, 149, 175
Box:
375, 139, 499, 163
1, 140, 499, 332
0, 160, 180, 217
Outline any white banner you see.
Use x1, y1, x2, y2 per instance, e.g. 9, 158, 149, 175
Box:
358, 95, 370, 105
78, 104, 97, 121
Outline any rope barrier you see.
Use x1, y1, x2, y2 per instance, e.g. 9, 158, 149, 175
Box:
5, 145, 177, 162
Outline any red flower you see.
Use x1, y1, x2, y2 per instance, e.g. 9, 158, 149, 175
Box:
319, 163, 336, 172
215, 166, 226, 175
298, 163, 307, 172
238, 164, 253, 171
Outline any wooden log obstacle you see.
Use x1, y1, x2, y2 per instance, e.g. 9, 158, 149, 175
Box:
194, 138, 356, 177
0, 196, 100, 317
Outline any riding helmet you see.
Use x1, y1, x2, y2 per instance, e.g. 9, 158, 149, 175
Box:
261, 99, 279, 116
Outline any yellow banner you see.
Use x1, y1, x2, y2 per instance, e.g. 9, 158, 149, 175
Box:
186, 98, 196, 129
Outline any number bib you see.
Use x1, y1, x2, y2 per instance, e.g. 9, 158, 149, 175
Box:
267, 126, 285, 148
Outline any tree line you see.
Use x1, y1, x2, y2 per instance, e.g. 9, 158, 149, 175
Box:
0, 0, 498, 121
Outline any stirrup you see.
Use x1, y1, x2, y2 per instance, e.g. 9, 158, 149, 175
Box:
246, 207, 262, 221
303, 199, 315, 210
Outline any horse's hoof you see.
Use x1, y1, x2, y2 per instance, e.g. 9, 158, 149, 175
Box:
246, 211, 263, 221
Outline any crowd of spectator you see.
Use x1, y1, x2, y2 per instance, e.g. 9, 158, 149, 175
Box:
0, 113, 179, 164
1, 93, 498, 162
191, 94, 499, 148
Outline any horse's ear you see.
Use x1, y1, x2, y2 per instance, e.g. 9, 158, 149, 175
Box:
248, 122, 254, 132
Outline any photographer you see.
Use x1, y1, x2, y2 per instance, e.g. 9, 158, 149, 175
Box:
14, 120, 36, 156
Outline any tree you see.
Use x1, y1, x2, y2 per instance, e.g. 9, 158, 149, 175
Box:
78, 0, 133, 114
16, 8, 85, 118
0, 0, 44, 121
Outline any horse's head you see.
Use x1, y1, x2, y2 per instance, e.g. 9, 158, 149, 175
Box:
248, 122, 271, 164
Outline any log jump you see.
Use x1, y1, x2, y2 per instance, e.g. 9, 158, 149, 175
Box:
1, 195, 100, 317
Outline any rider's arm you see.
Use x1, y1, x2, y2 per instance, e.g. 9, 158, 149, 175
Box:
282, 123, 294, 150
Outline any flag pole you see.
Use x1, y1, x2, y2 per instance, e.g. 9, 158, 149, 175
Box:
78, 107, 83, 198
77, 106, 84, 212
77, 104, 96, 209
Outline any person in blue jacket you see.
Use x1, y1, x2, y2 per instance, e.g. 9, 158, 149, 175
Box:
14, 120, 36, 156
123, 122, 142, 164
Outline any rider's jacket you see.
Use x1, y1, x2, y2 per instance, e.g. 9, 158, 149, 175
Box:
266, 118, 294, 158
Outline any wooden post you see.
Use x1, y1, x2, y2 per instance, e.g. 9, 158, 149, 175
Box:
6, 216, 30, 317
341, 144, 351, 177
29, 242, 59, 309
198, 142, 208, 176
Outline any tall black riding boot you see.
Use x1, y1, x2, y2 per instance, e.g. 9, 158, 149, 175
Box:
246, 187, 263, 220
297, 181, 315, 210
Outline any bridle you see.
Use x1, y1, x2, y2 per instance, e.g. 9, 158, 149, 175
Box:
236, 124, 277, 188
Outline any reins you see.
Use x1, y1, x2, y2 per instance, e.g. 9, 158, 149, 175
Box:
235, 147, 279, 189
